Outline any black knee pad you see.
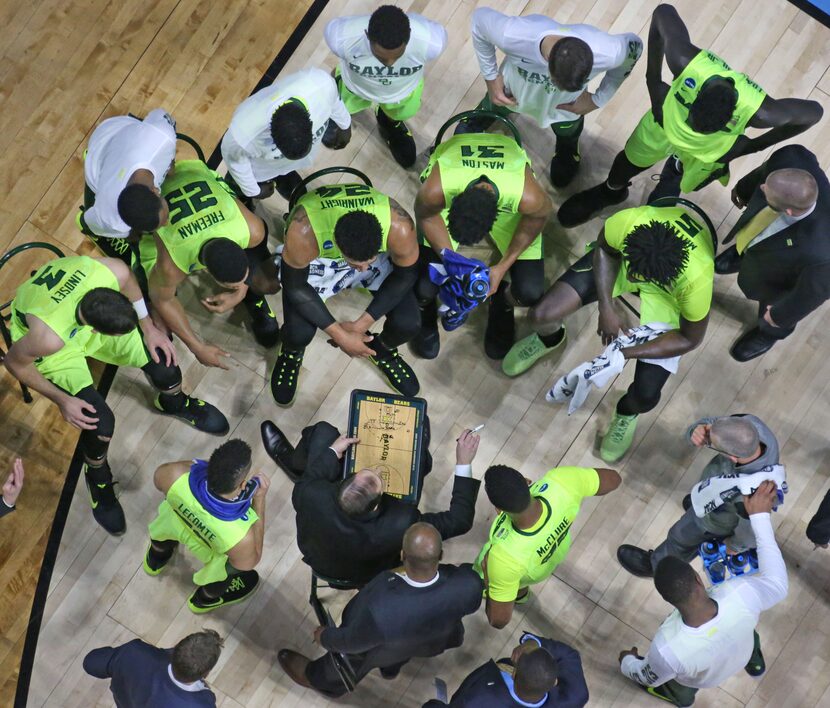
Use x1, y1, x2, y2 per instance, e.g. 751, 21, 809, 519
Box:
142, 358, 182, 392
74, 386, 115, 440
510, 279, 545, 308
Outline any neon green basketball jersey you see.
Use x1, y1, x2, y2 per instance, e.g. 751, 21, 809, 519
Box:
147, 470, 258, 585
473, 467, 600, 602
154, 160, 250, 274
293, 184, 392, 260
662, 51, 766, 165
421, 133, 532, 254
10, 256, 118, 345
604, 205, 715, 327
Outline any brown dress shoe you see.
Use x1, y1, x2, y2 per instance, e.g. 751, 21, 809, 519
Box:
278, 649, 313, 688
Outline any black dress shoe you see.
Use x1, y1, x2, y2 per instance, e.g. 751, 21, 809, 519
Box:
730, 327, 777, 362
617, 544, 655, 578
260, 420, 298, 481
715, 246, 742, 275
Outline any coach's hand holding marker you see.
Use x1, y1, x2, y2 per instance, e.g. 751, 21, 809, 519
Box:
455, 429, 481, 479
329, 435, 360, 459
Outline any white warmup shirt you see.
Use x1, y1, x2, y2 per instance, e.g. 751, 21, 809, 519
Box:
471, 8, 642, 127
83, 109, 177, 239
220, 68, 351, 197
621, 513, 788, 690
324, 13, 447, 104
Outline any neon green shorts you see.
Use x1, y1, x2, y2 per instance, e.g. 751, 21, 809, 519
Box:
623, 110, 730, 193
148, 503, 230, 586
34, 328, 151, 395
335, 67, 423, 121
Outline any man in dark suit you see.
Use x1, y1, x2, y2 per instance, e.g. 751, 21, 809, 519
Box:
261, 418, 482, 585
714, 144, 830, 361
278, 522, 484, 697
83, 630, 223, 707
423, 631, 589, 707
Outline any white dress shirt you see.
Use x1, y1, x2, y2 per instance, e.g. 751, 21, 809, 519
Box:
470, 8, 642, 127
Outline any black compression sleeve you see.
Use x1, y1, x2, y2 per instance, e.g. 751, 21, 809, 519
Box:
365, 261, 419, 320
280, 261, 336, 330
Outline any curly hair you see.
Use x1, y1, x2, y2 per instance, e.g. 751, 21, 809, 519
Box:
367, 5, 411, 49
334, 210, 383, 261
447, 184, 499, 246
622, 219, 690, 287
688, 81, 738, 134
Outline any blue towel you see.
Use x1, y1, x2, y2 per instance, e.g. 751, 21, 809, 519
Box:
428, 249, 490, 331
188, 459, 259, 521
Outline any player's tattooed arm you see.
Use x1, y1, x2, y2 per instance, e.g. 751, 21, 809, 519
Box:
389, 198, 415, 231
388, 199, 420, 268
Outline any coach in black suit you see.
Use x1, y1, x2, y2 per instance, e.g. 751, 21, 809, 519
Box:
261, 418, 481, 585
423, 631, 589, 708
83, 630, 222, 707
278, 523, 483, 697
715, 144, 830, 361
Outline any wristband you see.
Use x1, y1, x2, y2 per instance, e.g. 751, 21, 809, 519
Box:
132, 298, 149, 320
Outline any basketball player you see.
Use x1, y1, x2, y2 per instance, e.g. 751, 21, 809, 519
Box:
503, 202, 715, 462
458, 7, 642, 188
144, 439, 268, 613
412, 123, 552, 360
252, 182, 420, 406
221, 67, 352, 202
142, 159, 279, 366
4, 256, 228, 535
558, 3, 823, 227
324, 5, 447, 168
77, 108, 176, 263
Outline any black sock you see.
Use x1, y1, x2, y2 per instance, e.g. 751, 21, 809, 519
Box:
369, 334, 395, 359
605, 180, 626, 192
539, 327, 565, 348
149, 540, 176, 562
84, 461, 112, 485
158, 390, 186, 412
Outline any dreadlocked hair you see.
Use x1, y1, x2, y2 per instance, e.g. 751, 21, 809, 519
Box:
622, 220, 690, 287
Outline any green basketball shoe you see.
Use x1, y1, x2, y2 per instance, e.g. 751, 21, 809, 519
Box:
502, 328, 566, 377
600, 412, 639, 462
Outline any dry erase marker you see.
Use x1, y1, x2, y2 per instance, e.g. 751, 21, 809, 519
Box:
471, 424, 485, 433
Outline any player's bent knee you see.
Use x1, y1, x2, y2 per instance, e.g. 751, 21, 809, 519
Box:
510, 280, 545, 308
142, 359, 182, 391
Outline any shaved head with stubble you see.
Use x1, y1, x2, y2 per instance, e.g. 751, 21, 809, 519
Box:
763, 168, 818, 213
401, 522, 442, 577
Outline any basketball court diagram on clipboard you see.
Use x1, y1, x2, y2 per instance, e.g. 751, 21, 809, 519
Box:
345, 390, 427, 502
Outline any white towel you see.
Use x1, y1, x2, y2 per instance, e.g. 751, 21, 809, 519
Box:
546, 323, 680, 414
690, 464, 787, 518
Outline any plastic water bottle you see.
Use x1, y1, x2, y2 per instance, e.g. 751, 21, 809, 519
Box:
700, 541, 726, 584
748, 548, 759, 570
727, 552, 751, 576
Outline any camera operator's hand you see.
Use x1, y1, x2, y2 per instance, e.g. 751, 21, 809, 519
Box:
456, 430, 480, 467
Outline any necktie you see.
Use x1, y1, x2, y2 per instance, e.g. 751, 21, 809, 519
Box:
734, 206, 779, 254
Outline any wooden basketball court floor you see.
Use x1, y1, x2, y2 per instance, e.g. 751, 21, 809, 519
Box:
2, 0, 830, 706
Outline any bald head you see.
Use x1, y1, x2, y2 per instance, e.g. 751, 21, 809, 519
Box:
764, 168, 818, 213
402, 522, 442, 576
710, 417, 760, 459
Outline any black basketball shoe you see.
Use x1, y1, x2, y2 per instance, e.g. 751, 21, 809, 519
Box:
369, 336, 420, 397
84, 464, 126, 536
188, 570, 260, 614
243, 295, 280, 348
271, 347, 305, 406
376, 109, 416, 168
154, 394, 230, 435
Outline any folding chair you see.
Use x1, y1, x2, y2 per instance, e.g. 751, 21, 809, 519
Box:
309, 570, 360, 692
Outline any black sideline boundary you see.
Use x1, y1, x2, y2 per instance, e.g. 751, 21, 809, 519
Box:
13, 1, 329, 705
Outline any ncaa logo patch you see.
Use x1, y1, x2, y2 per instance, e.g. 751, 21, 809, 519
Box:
684, 77, 696, 89
538, 483, 549, 493
69, 328, 78, 339
495, 527, 508, 539
323, 240, 334, 250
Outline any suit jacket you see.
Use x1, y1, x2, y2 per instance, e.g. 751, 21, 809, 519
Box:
807, 487, 830, 546
422, 634, 589, 708
292, 422, 481, 585
83, 639, 216, 708
727, 144, 830, 328
321, 563, 483, 671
